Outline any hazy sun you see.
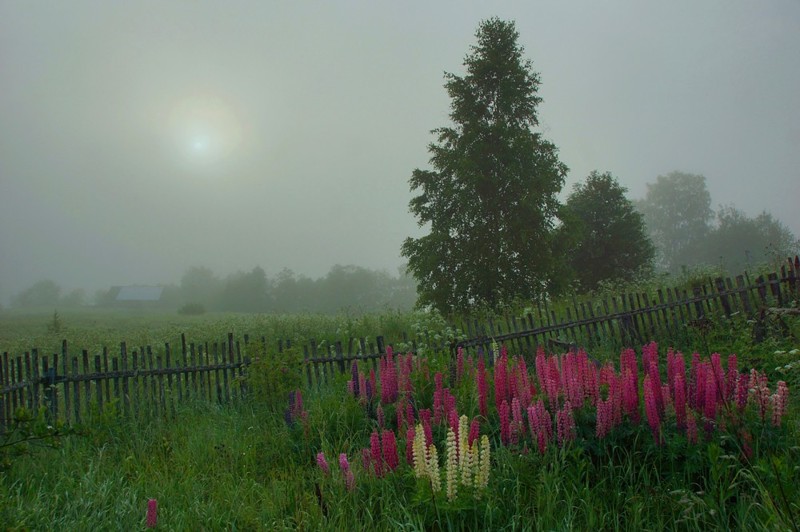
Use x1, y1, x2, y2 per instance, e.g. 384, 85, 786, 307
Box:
166, 95, 243, 168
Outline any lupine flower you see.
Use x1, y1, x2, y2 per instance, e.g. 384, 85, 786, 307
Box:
468, 418, 480, 447
426, 442, 442, 493
456, 347, 465, 382
725, 354, 738, 401
339, 453, 355, 492
475, 434, 491, 492
673, 373, 687, 430
412, 424, 428, 478
419, 409, 433, 447
370, 431, 383, 477
494, 352, 509, 412
445, 428, 459, 501
511, 397, 523, 446
382, 429, 399, 471
556, 402, 576, 446
643, 375, 661, 444
316, 452, 330, 475
772, 381, 789, 426
595, 397, 612, 439
499, 400, 511, 445
686, 410, 698, 444
406, 426, 416, 465
146, 499, 157, 528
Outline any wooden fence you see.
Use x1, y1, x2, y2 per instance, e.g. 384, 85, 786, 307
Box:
2, 257, 798, 433
452, 257, 800, 360
1, 333, 248, 434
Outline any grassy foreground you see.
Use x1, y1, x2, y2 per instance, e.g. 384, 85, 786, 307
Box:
2, 334, 798, 530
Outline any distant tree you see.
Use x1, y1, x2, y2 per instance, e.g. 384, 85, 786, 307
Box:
696, 206, 799, 273
561, 171, 654, 290
60, 288, 86, 307
180, 266, 223, 308
636, 171, 713, 273
218, 266, 272, 313
401, 18, 567, 313
272, 268, 317, 313
11, 280, 61, 308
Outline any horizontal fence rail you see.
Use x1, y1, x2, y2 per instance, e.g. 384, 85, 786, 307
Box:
2, 257, 798, 433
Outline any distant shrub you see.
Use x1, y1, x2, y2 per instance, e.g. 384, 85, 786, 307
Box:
178, 302, 206, 315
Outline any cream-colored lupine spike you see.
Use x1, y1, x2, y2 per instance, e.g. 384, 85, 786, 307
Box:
458, 415, 469, 473
477, 434, 491, 491
427, 444, 441, 493
446, 429, 459, 502
461, 437, 474, 488
412, 424, 428, 479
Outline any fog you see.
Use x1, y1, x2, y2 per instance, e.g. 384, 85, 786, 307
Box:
2, 1, 799, 304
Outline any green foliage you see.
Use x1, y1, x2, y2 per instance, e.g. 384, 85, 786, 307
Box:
560, 170, 655, 290
46, 310, 64, 334
1, 406, 73, 472
636, 171, 713, 273
245, 342, 304, 412
402, 18, 567, 314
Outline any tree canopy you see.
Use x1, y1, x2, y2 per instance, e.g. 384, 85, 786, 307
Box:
402, 18, 567, 314
561, 171, 654, 290
635, 171, 713, 273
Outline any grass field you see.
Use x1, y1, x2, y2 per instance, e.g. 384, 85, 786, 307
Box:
1, 307, 798, 530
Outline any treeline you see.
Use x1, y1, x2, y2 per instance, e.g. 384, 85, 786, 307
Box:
635, 171, 799, 276
165, 264, 417, 314
8, 264, 417, 314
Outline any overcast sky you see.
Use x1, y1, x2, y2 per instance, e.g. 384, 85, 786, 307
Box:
1, 1, 798, 303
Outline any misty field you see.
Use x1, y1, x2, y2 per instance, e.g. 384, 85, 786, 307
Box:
1, 307, 798, 530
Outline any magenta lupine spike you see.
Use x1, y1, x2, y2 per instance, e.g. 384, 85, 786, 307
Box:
689, 353, 701, 409
596, 397, 612, 439
535, 346, 547, 397
370, 431, 383, 477
643, 375, 661, 445
382, 430, 399, 471
433, 372, 444, 424
556, 402, 576, 446
359, 372, 368, 404
339, 453, 355, 492
772, 381, 789, 426
545, 355, 561, 408
377, 404, 385, 429
622, 368, 640, 423
667, 350, 686, 406
673, 373, 687, 430
444, 390, 456, 421
448, 409, 459, 442
703, 371, 717, 435
726, 354, 738, 402
693, 361, 707, 413
511, 397, 523, 446
686, 410, 698, 444
146, 499, 157, 528
477, 358, 488, 417
499, 399, 511, 446
406, 426, 416, 465
456, 347, 465, 382
317, 451, 331, 475
495, 353, 509, 412
396, 398, 406, 432
711, 353, 724, 400
468, 418, 480, 446
369, 369, 377, 400
406, 401, 415, 428
419, 409, 433, 446
735, 372, 749, 412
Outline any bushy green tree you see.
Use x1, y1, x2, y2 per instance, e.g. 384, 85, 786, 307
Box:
697, 206, 799, 273
561, 171, 654, 290
402, 18, 567, 313
636, 171, 713, 273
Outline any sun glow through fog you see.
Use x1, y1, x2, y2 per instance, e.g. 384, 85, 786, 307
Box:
166, 95, 243, 169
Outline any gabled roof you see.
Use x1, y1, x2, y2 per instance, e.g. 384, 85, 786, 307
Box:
115, 286, 164, 301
